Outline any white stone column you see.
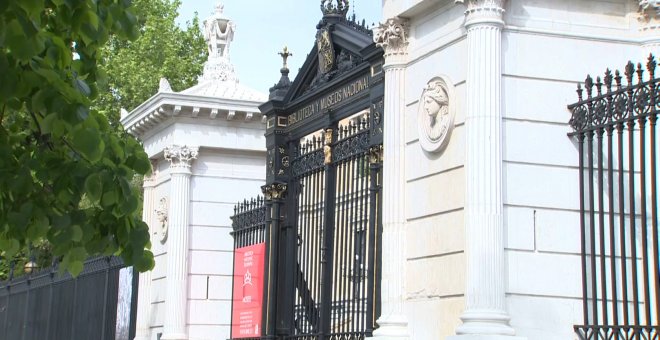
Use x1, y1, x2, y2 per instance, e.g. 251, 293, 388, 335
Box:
373, 17, 410, 339
134, 161, 158, 340
161, 145, 198, 340
450, 1, 522, 339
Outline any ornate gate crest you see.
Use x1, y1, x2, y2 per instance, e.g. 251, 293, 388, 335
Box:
316, 27, 335, 74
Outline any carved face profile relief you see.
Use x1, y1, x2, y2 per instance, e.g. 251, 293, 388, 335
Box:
155, 197, 168, 243
418, 76, 455, 153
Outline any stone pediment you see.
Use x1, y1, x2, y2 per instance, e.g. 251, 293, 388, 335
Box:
283, 16, 376, 105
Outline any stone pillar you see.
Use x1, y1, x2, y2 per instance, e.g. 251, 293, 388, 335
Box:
134, 161, 158, 340
450, 1, 522, 339
161, 145, 198, 340
372, 17, 410, 339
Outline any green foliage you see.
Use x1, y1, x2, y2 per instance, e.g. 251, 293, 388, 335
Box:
0, 0, 155, 277
0, 240, 52, 281
96, 0, 207, 120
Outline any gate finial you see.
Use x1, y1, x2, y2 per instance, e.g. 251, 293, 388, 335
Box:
321, 0, 349, 17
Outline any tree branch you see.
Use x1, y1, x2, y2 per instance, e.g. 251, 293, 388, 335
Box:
28, 111, 43, 136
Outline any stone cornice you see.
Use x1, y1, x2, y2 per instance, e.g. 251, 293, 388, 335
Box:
164, 145, 198, 172
120, 92, 266, 137
457, 0, 506, 28
373, 17, 410, 64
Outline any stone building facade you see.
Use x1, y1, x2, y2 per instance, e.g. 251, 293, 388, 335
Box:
121, 4, 267, 340
373, 1, 658, 340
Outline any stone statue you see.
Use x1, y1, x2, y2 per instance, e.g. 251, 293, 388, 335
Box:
418, 77, 454, 153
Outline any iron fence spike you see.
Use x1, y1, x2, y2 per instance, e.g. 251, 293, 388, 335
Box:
625, 61, 635, 84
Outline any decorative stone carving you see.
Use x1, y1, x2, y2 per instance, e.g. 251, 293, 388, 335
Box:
200, 2, 238, 83
640, 0, 660, 21
373, 17, 409, 58
261, 183, 287, 200
418, 76, 455, 153
155, 197, 168, 243
164, 145, 199, 171
159, 78, 173, 93
460, 0, 506, 27
323, 128, 333, 165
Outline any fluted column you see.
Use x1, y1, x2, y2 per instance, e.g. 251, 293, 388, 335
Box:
373, 17, 410, 339
161, 145, 198, 340
450, 1, 520, 338
134, 160, 158, 340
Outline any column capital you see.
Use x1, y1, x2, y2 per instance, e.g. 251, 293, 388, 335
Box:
164, 145, 198, 173
261, 182, 287, 200
458, 0, 506, 28
373, 17, 409, 66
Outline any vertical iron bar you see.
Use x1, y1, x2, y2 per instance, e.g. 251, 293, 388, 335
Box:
617, 121, 629, 325
264, 197, 276, 336
638, 103, 651, 325
627, 114, 639, 326
587, 129, 599, 325
607, 123, 619, 326
648, 71, 660, 325
45, 266, 54, 339
101, 258, 110, 340
597, 127, 609, 325
366, 152, 380, 333
70, 273, 79, 340
346, 156, 355, 334
339, 159, 349, 334
20, 279, 30, 340
320, 130, 337, 340
314, 168, 328, 332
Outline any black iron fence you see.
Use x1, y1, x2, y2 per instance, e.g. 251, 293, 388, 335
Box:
568, 54, 660, 339
0, 256, 137, 340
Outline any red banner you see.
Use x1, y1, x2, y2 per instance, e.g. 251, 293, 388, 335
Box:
231, 242, 266, 338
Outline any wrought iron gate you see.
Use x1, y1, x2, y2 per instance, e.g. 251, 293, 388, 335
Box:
286, 117, 382, 339
568, 54, 660, 339
229, 7, 384, 339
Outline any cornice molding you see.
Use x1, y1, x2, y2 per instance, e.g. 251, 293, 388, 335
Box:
120, 92, 266, 137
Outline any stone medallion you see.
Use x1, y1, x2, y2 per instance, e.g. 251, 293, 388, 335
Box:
418, 76, 455, 153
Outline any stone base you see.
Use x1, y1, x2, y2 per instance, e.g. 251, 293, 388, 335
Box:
160, 333, 188, 340
447, 336, 527, 340
372, 315, 410, 339
453, 310, 520, 337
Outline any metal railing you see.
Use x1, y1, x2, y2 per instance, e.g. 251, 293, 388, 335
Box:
0, 256, 136, 340
568, 54, 660, 339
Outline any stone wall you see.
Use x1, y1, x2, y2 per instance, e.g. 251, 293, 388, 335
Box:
379, 0, 653, 339
403, 3, 468, 339
501, 1, 644, 339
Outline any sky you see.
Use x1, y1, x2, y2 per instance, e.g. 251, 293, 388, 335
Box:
176, 1, 382, 94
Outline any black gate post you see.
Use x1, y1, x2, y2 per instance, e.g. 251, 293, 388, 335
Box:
260, 79, 293, 336
319, 127, 338, 339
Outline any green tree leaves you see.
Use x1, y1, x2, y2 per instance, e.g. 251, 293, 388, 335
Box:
96, 0, 207, 119
0, 0, 156, 277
